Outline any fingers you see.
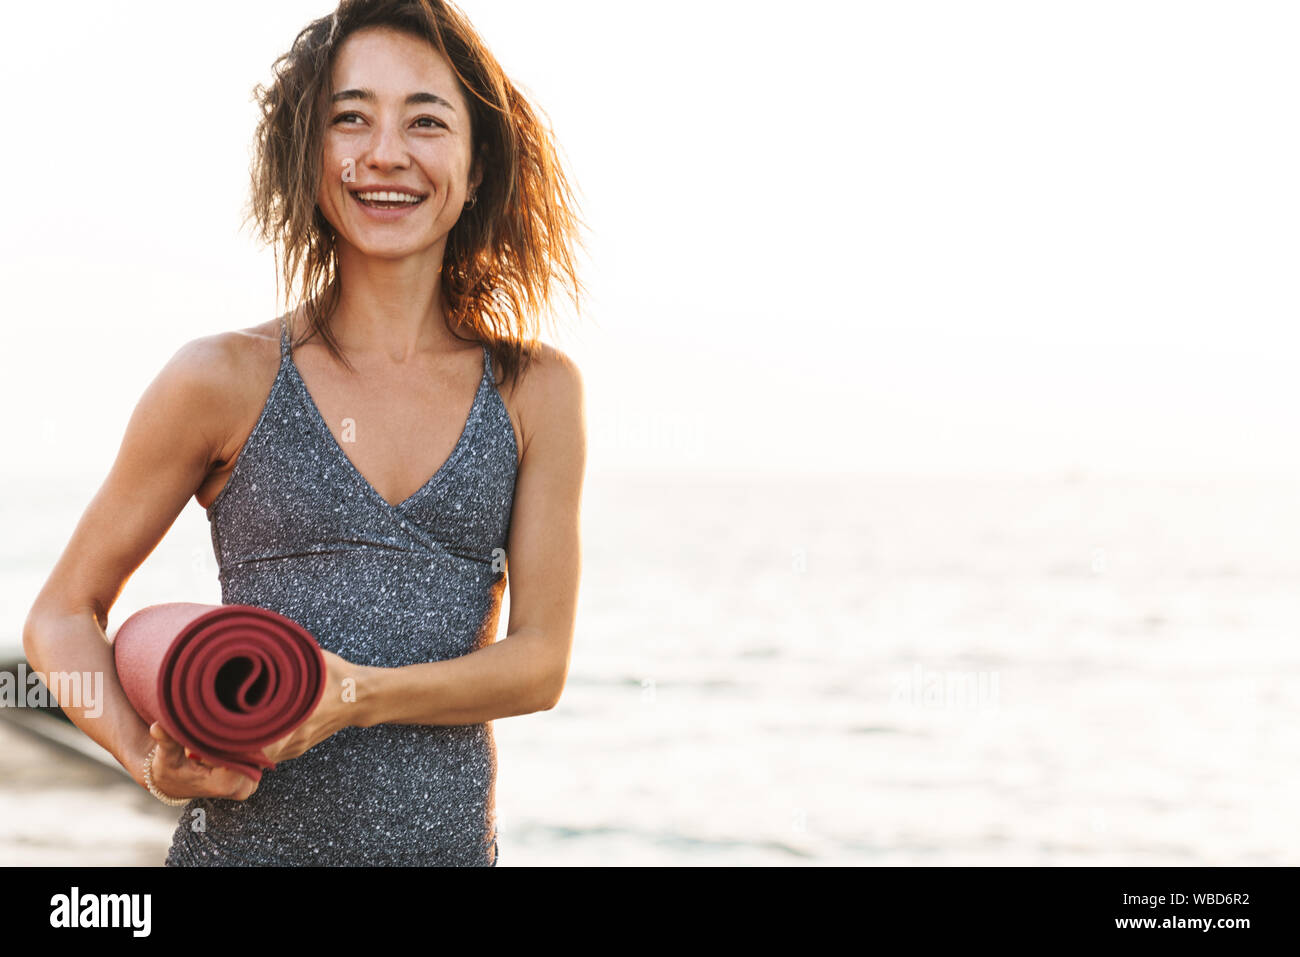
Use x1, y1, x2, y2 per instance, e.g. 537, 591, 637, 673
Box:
150, 723, 188, 761
229, 776, 259, 801
208, 767, 260, 801
149, 723, 213, 767
154, 761, 260, 802
149, 726, 184, 767
146, 724, 260, 800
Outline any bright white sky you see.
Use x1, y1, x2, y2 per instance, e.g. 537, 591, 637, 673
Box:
0, 0, 1296, 482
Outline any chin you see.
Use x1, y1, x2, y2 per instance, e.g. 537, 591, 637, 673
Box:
345, 233, 439, 261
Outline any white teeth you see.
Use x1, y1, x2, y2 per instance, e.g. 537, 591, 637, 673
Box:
355, 191, 422, 204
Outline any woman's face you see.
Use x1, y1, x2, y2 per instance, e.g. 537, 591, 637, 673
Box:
317, 26, 481, 261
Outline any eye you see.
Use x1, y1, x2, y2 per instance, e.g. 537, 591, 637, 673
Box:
413, 116, 447, 130
332, 112, 364, 125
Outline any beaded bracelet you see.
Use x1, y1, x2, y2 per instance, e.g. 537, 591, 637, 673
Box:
143, 742, 190, 806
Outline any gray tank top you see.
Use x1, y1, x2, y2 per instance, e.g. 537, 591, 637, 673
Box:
165, 314, 518, 866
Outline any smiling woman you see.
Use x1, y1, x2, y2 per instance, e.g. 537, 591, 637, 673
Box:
22, 0, 588, 868
248, 0, 587, 385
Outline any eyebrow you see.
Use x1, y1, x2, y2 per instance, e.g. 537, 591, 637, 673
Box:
330, 88, 456, 111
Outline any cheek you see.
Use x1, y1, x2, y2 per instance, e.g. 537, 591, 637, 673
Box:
314, 177, 336, 220
314, 155, 346, 226
321, 134, 359, 192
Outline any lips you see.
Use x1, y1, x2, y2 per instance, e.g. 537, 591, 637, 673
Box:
351, 189, 427, 209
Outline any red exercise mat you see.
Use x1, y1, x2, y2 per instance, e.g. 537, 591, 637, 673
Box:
111, 602, 326, 782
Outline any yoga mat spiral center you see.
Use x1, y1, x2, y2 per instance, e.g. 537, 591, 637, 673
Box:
214, 657, 270, 712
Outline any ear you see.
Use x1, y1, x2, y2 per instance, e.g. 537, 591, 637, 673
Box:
469, 145, 485, 194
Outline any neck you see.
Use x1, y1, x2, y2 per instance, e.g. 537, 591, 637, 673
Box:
325, 239, 467, 362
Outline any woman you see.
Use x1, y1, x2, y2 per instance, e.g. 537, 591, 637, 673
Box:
22, 0, 587, 866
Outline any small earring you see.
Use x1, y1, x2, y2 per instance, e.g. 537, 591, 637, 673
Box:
464, 192, 477, 209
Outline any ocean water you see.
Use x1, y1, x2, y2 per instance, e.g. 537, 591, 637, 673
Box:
3, 469, 1297, 865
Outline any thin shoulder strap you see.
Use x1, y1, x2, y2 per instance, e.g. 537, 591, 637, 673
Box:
279, 313, 291, 359
481, 342, 493, 383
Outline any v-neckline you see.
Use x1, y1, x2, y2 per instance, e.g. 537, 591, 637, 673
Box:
285, 344, 488, 511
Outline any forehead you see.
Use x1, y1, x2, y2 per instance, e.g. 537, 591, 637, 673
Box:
330, 26, 463, 107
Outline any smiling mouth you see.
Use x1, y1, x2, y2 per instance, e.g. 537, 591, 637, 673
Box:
351, 190, 427, 209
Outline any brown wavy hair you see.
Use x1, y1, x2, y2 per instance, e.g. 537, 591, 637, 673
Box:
246, 0, 587, 388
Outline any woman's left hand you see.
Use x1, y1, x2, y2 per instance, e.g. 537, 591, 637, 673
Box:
259, 650, 368, 764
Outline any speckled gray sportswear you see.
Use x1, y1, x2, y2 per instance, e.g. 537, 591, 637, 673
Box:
165, 314, 517, 866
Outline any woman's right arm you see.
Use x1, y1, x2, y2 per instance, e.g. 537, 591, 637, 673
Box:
22, 332, 263, 801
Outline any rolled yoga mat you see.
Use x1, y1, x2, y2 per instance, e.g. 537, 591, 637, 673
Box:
111, 602, 326, 781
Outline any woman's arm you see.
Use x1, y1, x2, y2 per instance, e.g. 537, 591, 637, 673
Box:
22, 332, 272, 798
348, 344, 586, 728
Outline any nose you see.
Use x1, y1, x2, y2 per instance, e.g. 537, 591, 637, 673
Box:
363, 118, 409, 171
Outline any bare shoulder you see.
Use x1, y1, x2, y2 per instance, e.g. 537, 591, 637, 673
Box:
165, 319, 277, 384
153, 319, 284, 465
512, 341, 586, 465
518, 341, 584, 408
